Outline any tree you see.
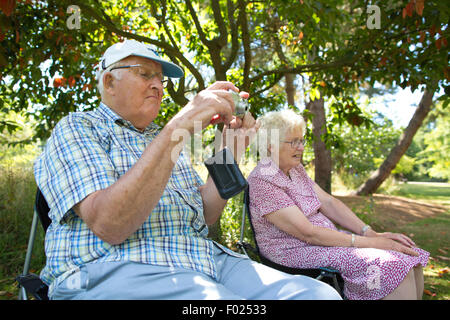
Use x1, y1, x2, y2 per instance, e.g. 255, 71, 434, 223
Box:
356, 84, 436, 194
305, 97, 332, 192
313, 0, 449, 194
418, 101, 450, 180
0, 1, 448, 197
0, 0, 381, 140
331, 110, 402, 187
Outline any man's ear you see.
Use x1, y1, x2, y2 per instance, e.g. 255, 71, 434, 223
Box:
103, 72, 116, 95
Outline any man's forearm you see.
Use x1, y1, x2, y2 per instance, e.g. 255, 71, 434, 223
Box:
75, 122, 185, 244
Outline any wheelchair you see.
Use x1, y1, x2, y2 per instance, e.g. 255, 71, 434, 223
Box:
237, 186, 345, 298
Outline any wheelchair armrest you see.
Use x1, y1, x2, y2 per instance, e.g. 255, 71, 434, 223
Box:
236, 241, 259, 256
16, 273, 49, 300
318, 267, 340, 274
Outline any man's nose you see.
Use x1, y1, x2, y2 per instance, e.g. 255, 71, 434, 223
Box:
149, 78, 163, 89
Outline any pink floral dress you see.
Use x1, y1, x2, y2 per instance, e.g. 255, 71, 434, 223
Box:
247, 158, 429, 300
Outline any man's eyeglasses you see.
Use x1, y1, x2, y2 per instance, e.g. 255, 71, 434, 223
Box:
282, 139, 306, 149
109, 64, 168, 88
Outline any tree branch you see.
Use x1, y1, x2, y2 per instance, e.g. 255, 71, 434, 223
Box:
65, 0, 205, 99
211, 0, 228, 47
249, 57, 355, 84
185, 0, 211, 46
160, 0, 205, 91
238, 0, 251, 91
185, 0, 225, 79
222, 0, 239, 71
252, 73, 284, 96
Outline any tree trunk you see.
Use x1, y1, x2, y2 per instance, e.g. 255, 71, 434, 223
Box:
285, 73, 296, 106
355, 87, 435, 195
307, 97, 332, 193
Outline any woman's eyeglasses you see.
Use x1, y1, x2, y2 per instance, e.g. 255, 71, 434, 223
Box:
282, 139, 305, 149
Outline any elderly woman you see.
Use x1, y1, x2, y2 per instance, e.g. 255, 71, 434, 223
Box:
247, 109, 429, 300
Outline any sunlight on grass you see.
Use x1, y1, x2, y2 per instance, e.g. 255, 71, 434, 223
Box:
388, 182, 450, 206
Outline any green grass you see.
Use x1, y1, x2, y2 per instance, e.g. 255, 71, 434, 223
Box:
386, 182, 450, 300
0, 163, 45, 300
396, 211, 450, 300
388, 181, 450, 206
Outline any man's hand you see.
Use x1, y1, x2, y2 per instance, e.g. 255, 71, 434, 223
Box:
221, 111, 259, 162
210, 90, 259, 162
168, 81, 240, 133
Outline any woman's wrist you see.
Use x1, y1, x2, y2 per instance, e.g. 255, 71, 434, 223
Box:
365, 229, 378, 237
360, 224, 371, 235
360, 224, 377, 237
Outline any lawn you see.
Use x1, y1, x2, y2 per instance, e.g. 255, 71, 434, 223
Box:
398, 211, 450, 300
336, 181, 449, 300
387, 182, 450, 300
389, 181, 450, 207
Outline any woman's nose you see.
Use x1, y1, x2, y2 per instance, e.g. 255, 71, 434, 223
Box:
296, 143, 304, 150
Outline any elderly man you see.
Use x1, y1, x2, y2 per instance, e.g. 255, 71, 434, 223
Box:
34, 39, 341, 300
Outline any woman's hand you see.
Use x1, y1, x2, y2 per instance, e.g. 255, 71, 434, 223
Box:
367, 236, 419, 257
376, 232, 416, 248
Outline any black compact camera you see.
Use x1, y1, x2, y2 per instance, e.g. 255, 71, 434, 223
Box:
204, 147, 248, 199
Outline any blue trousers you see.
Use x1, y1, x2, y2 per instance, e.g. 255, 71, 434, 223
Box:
51, 245, 341, 300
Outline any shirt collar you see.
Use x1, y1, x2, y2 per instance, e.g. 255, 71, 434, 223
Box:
259, 157, 301, 182
97, 102, 160, 134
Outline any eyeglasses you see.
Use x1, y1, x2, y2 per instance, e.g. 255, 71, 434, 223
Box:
282, 139, 305, 149
109, 64, 168, 88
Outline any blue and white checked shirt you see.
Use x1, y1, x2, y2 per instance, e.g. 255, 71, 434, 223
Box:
34, 102, 229, 292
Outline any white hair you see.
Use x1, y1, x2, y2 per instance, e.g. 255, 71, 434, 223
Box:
95, 62, 125, 98
257, 109, 306, 146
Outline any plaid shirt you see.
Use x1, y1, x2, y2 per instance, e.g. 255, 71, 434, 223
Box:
34, 103, 220, 291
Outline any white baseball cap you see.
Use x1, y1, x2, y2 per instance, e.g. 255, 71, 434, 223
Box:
99, 39, 184, 78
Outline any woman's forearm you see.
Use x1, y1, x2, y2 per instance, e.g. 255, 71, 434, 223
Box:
306, 226, 378, 248
306, 226, 418, 256
305, 225, 354, 247
321, 197, 367, 235
314, 183, 367, 235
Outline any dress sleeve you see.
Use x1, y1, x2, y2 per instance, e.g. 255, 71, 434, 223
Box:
248, 176, 296, 217
34, 114, 117, 225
